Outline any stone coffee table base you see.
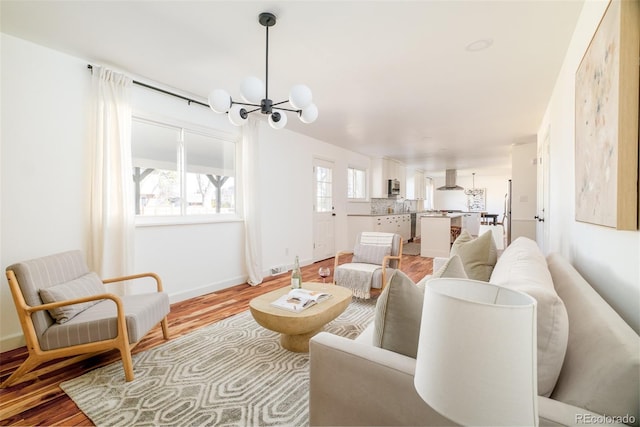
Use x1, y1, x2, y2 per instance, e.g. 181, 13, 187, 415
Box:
249, 282, 352, 352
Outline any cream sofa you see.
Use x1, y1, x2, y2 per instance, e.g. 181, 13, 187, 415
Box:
309, 238, 640, 426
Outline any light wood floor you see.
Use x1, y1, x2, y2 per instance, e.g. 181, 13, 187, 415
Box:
0, 253, 433, 426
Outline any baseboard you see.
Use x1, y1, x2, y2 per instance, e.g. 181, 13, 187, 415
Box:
1, 333, 26, 353
167, 275, 248, 304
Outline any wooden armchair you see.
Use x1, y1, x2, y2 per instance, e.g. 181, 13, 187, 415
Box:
333, 232, 403, 299
2, 250, 170, 388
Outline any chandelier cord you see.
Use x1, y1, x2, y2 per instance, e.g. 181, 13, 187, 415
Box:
265, 24, 269, 105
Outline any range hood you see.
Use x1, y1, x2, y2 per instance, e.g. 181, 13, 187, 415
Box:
437, 169, 464, 190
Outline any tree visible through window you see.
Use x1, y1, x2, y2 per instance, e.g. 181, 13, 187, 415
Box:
132, 119, 236, 216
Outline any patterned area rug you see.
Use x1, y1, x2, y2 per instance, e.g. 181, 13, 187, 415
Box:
60, 297, 376, 427
403, 242, 421, 256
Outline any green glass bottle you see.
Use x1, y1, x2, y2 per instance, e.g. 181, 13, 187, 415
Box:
291, 256, 302, 289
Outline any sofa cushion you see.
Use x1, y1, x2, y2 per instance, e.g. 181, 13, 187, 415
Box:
372, 270, 425, 358
546, 253, 639, 422
431, 255, 468, 279
450, 230, 497, 281
490, 237, 569, 397
39, 272, 105, 324
352, 243, 391, 265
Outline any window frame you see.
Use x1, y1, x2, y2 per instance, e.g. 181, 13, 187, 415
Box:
347, 165, 368, 201
132, 113, 242, 227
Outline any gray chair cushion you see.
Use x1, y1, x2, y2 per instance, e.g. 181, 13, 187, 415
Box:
352, 243, 391, 265
39, 272, 105, 324
40, 292, 170, 350
7, 250, 90, 338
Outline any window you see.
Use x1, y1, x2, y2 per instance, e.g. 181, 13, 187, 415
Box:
424, 177, 434, 210
315, 165, 333, 212
132, 118, 236, 217
347, 166, 366, 200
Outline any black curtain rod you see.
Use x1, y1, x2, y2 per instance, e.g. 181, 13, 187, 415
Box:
87, 64, 209, 108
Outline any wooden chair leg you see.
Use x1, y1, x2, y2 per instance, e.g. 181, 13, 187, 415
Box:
119, 347, 135, 382
0, 355, 43, 388
161, 317, 170, 339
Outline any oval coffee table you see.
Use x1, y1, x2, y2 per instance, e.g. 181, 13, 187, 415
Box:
249, 282, 352, 353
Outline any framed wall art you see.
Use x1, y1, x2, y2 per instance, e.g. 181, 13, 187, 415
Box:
574, 0, 639, 230
466, 188, 486, 212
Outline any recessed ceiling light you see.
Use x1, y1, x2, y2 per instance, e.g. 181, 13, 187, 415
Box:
466, 38, 494, 52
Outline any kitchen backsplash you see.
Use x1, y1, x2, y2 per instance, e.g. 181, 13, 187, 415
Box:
371, 198, 417, 214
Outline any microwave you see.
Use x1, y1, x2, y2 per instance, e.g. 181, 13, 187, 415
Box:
388, 179, 400, 196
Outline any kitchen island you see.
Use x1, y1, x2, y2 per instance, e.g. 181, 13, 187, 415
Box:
420, 213, 463, 258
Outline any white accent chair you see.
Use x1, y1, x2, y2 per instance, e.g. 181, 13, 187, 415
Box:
333, 232, 403, 299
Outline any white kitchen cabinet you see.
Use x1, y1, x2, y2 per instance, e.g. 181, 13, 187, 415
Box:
347, 214, 411, 247
397, 214, 409, 242
406, 170, 425, 200
420, 214, 463, 258
370, 158, 406, 198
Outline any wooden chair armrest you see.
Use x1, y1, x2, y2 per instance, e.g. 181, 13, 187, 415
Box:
103, 272, 164, 292
26, 293, 123, 314
335, 250, 354, 257
382, 255, 403, 270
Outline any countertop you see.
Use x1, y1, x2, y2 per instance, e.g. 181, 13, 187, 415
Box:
348, 211, 476, 217
347, 213, 413, 217
420, 213, 464, 219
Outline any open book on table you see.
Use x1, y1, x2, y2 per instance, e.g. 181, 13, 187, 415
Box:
270, 288, 332, 312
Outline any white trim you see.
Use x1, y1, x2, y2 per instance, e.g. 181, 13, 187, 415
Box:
0, 333, 26, 353
135, 214, 243, 227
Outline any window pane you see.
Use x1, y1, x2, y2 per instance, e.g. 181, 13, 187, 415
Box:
132, 120, 180, 216
184, 131, 235, 215
348, 167, 366, 199
316, 166, 332, 213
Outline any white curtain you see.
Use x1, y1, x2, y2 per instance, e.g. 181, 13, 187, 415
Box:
88, 67, 135, 280
242, 118, 263, 285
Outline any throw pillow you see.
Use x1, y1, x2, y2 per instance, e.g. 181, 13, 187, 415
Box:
352, 243, 391, 265
372, 270, 425, 358
39, 272, 105, 324
450, 229, 497, 281
490, 237, 569, 397
431, 255, 468, 279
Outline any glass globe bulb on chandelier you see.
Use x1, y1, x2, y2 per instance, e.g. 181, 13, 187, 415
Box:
208, 12, 318, 130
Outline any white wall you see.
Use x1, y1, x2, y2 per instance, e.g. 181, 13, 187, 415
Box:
0, 33, 371, 351
539, 1, 640, 333
432, 170, 511, 216
257, 121, 371, 270
1, 34, 91, 350
511, 141, 537, 240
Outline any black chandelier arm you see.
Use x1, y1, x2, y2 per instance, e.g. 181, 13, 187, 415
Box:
273, 106, 302, 113
231, 100, 261, 108
245, 107, 262, 114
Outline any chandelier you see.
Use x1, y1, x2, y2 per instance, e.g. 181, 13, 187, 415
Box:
464, 173, 483, 196
207, 12, 318, 130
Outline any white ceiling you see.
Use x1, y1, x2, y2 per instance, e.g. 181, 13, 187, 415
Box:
1, 0, 584, 175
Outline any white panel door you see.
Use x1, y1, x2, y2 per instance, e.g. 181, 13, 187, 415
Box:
313, 158, 335, 261
537, 126, 550, 253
